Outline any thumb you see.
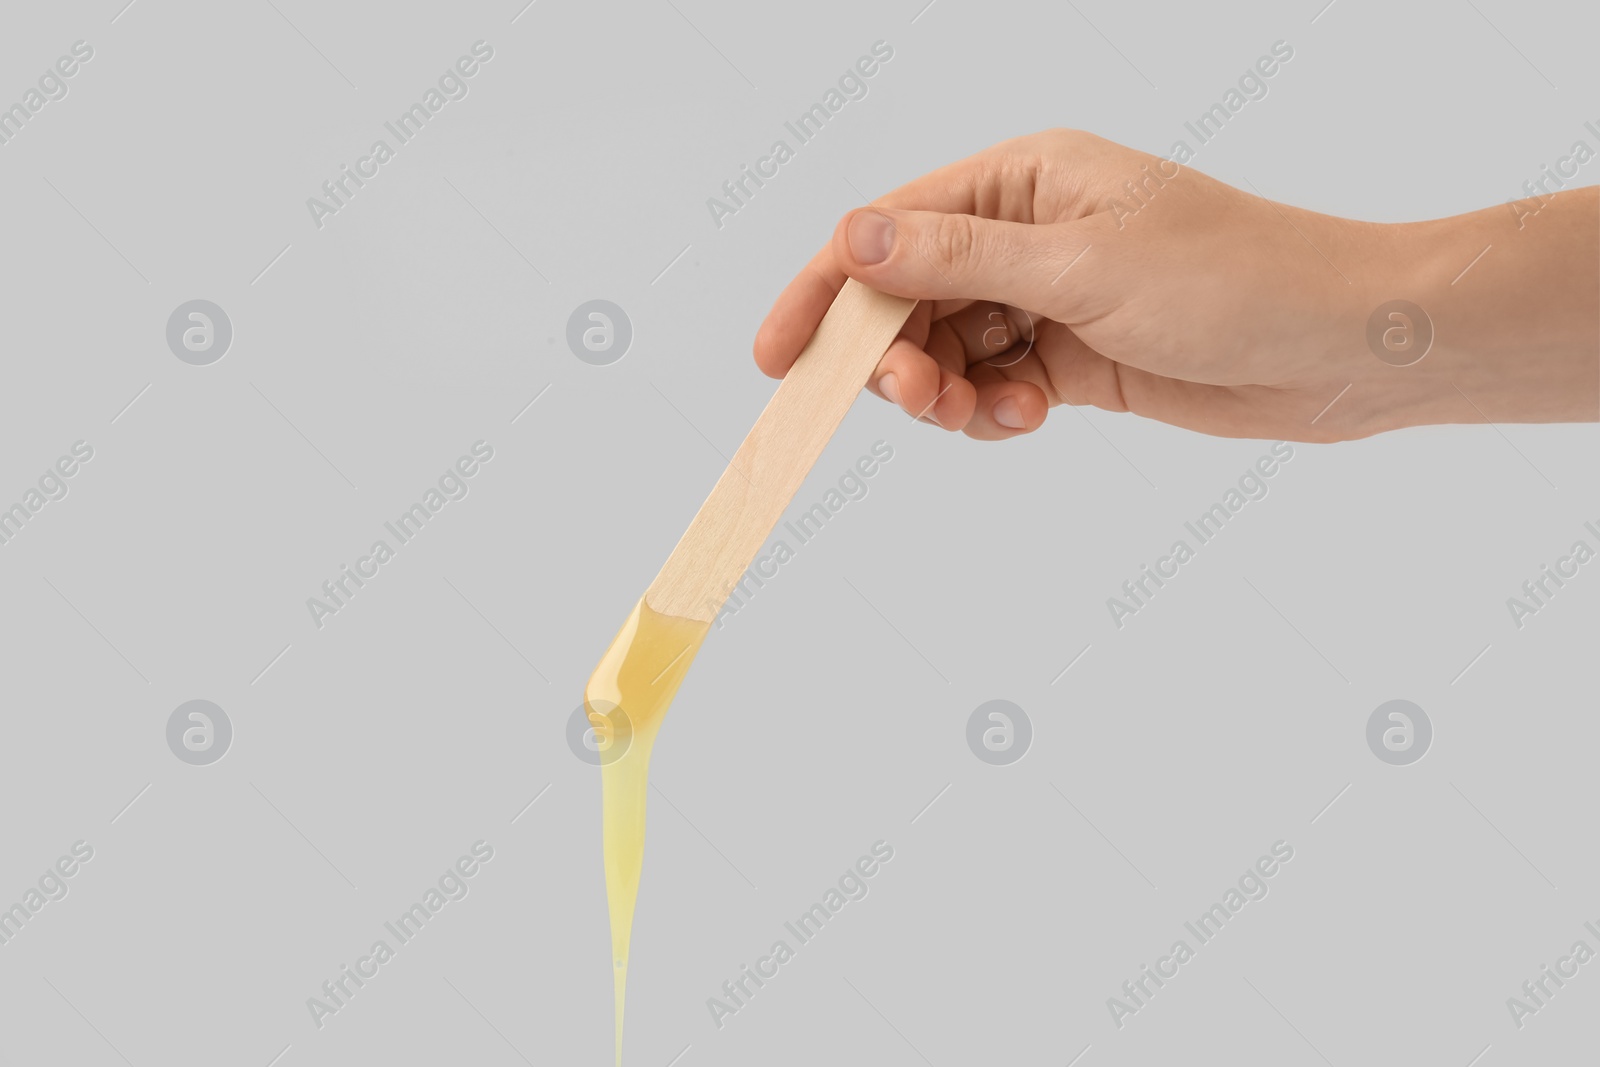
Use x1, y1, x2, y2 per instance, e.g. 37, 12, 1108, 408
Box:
832, 207, 1091, 319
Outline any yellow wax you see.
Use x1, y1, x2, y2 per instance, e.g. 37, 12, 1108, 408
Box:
584, 598, 710, 1067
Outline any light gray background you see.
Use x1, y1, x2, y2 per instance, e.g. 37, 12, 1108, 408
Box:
1, 0, 1596, 1064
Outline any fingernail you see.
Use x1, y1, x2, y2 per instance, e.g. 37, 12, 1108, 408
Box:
994, 397, 1024, 429
879, 373, 901, 406
849, 212, 894, 264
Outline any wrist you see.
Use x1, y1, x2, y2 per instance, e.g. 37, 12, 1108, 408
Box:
1352, 189, 1599, 433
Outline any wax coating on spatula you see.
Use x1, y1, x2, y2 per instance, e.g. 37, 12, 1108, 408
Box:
585, 599, 710, 1066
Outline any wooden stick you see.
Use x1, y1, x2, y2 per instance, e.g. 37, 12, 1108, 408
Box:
645, 280, 915, 622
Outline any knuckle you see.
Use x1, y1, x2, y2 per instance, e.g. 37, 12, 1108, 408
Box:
929, 213, 977, 267
1041, 127, 1089, 150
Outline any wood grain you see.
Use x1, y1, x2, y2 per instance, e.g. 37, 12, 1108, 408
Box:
645, 280, 915, 622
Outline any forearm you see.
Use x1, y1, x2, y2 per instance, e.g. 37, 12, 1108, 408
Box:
1364, 186, 1599, 432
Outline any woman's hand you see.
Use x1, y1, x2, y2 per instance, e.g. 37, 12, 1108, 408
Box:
753, 129, 1598, 442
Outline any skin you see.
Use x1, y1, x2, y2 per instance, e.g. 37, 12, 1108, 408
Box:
753, 129, 1598, 443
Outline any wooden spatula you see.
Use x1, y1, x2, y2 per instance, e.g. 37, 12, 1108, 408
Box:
645, 279, 915, 621
588, 280, 912, 1067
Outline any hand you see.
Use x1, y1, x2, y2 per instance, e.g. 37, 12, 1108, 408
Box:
753, 129, 1598, 442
